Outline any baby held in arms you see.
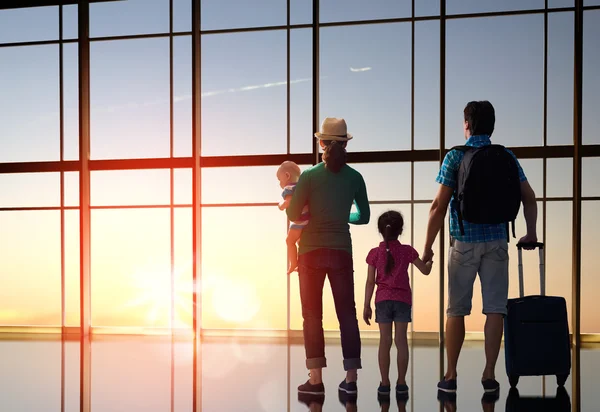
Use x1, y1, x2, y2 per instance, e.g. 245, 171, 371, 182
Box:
277, 161, 309, 275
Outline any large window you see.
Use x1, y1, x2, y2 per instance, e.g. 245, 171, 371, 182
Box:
0, 1, 597, 345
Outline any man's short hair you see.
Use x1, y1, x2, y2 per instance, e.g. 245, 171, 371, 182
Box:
464, 100, 495, 136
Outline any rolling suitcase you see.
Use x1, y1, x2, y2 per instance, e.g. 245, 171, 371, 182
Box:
504, 242, 571, 388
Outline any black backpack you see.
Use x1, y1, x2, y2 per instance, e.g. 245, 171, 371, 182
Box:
452, 144, 522, 240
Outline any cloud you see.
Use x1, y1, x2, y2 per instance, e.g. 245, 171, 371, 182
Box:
350, 67, 372, 72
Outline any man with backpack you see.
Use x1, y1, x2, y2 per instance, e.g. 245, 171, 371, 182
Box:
422, 100, 538, 395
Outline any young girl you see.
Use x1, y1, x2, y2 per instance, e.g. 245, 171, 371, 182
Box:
363, 210, 433, 398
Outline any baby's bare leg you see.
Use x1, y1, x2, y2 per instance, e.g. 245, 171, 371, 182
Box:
286, 228, 302, 274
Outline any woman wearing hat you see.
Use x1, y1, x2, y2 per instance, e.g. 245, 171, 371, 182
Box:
286, 117, 370, 397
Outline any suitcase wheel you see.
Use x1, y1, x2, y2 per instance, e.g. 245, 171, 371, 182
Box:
509, 375, 519, 388
556, 373, 569, 387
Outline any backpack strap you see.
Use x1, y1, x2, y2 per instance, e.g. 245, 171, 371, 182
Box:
449, 146, 470, 236
450, 145, 471, 153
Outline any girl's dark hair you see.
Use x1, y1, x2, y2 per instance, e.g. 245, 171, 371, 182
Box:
321, 140, 347, 173
377, 210, 404, 275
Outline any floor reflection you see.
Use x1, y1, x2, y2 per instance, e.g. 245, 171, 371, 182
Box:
0, 335, 593, 411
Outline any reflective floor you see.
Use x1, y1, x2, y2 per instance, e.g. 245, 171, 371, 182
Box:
1, 335, 598, 411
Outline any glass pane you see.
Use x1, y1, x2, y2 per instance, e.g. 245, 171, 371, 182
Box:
290, 29, 313, 154
174, 168, 192, 205
413, 203, 440, 332
290, 203, 412, 332
0, 341, 61, 410
91, 170, 170, 206
90, 38, 170, 160
65, 210, 80, 327
320, 0, 410, 23
90, 0, 169, 38
64, 43, 79, 161
91, 341, 170, 409
291, 0, 312, 25
520, 158, 544, 197
352, 163, 411, 201
583, 157, 600, 197
201, 31, 287, 156
446, 15, 544, 148
63, 4, 78, 40
546, 202, 572, 334
547, 158, 573, 197
202, 207, 287, 329
414, 162, 441, 201
582, 201, 600, 333
415, 20, 440, 150
201, 0, 286, 30
548, 12, 574, 146
0, 211, 61, 326
0, 173, 59, 207
549, 0, 573, 7
203, 340, 287, 411
321, 23, 411, 152
91, 209, 171, 327
416, 0, 440, 16
583, 10, 600, 145
0, 45, 59, 162
174, 208, 193, 329
64, 172, 79, 207
202, 166, 281, 204
173, 0, 192, 32
585, 0, 600, 5
0, 7, 58, 44
447, 0, 544, 15
173, 36, 192, 157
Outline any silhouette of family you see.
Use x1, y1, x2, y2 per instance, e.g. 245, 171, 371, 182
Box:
278, 101, 540, 409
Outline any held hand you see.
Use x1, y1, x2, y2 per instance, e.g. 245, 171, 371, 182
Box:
518, 233, 538, 250
425, 260, 434, 275
363, 306, 372, 326
278, 201, 286, 211
422, 248, 434, 264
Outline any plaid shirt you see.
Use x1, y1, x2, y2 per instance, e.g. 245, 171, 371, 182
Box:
436, 135, 527, 243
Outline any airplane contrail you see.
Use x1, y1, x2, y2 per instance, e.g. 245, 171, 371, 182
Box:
350, 67, 372, 72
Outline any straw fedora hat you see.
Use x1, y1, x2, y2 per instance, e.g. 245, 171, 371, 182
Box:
314, 117, 353, 141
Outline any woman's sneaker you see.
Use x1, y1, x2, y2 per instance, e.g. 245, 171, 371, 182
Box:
297, 380, 325, 395
437, 378, 457, 393
338, 380, 358, 395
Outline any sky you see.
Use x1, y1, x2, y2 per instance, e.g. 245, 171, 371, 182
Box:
0, 1, 599, 334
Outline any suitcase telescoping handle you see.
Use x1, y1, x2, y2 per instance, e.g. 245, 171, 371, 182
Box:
516, 242, 545, 298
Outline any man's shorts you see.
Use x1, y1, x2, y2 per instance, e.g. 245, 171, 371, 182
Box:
447, 239, 509, 317
375, 300, 412, 323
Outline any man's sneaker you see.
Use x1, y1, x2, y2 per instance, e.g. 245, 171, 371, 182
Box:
481, 379, 500, 393
297, 380, 325, 395
396, 383, 409, 395
377, 383, 391, 396
338, 379, 358, 395
437, 378, 457, 393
